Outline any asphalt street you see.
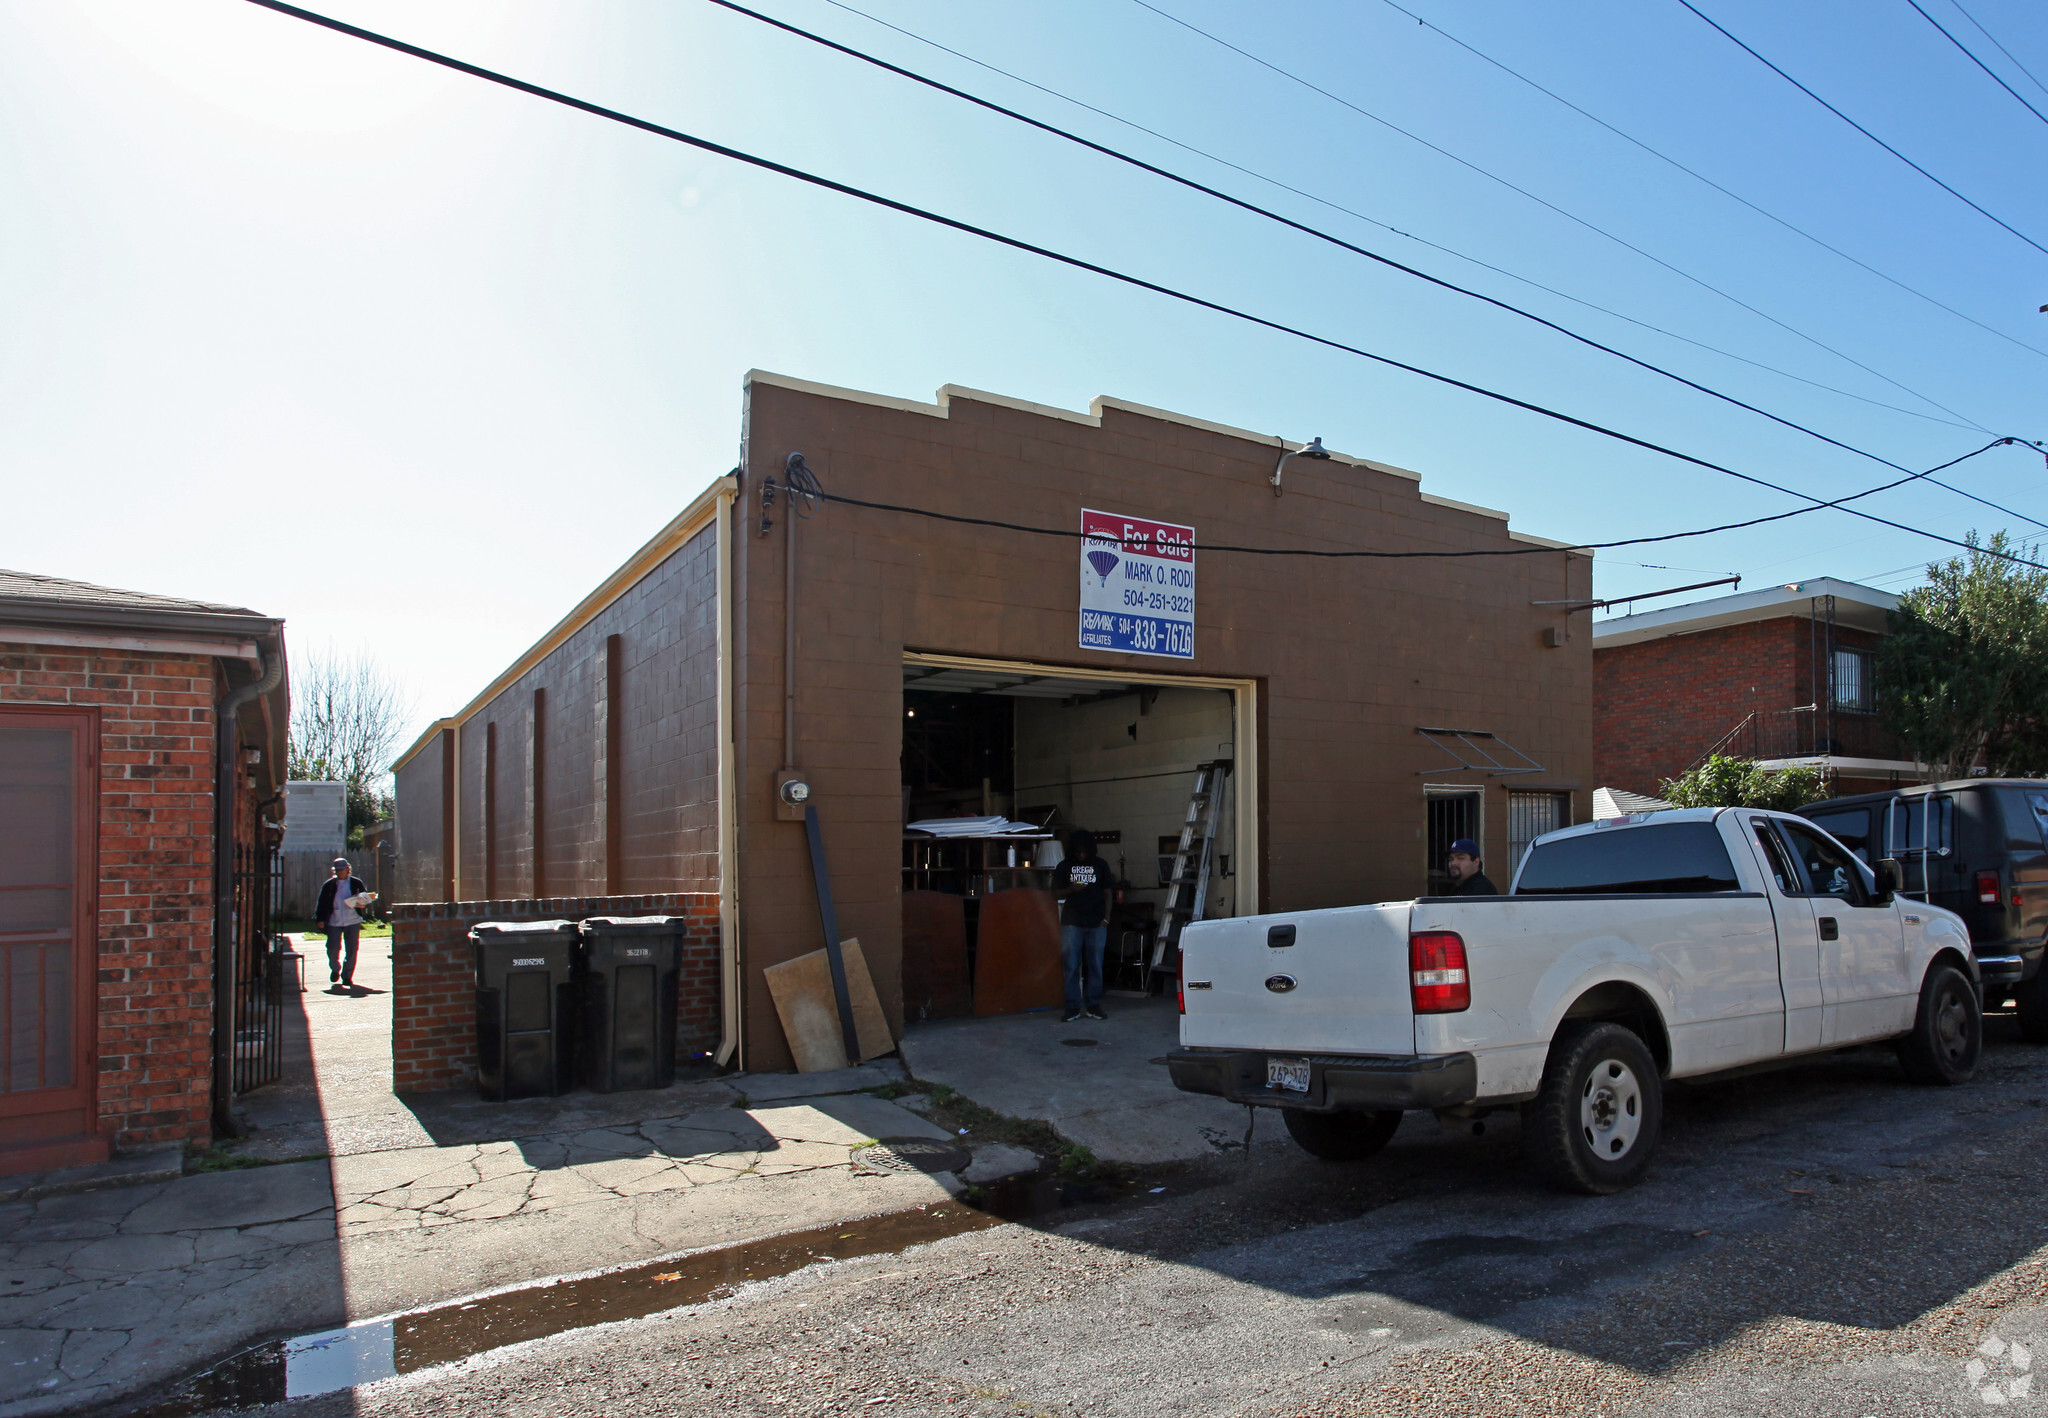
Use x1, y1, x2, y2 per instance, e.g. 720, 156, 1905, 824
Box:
244, 1011, 2048, 1418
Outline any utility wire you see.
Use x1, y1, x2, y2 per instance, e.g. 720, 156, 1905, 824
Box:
813, 0, 1989, 428
1904, 0, 2048, 128
1675, 0, 2048, 257
242, 0, 2046, 568
1948, 0, 2048, 102
1127, 0, 1988, 427
709, 0, 1999, 481
1377, 0, 2048, 363
814, 438, 2021, 560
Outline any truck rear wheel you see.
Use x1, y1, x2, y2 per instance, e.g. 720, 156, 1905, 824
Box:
1523, 1022, 1662, 1195
2015, 977, 2048, 1045
1281, 1107, 1402, 1160
1898, 963, 1982, 1084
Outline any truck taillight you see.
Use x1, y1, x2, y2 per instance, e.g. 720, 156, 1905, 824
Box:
1176, 949, 1185, 1015
1410, 932, 1470, 1014
1977, 870, 2001, 905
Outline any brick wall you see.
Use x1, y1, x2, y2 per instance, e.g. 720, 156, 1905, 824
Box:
0, 643, 222, 1154
389, 893, 721, 1095
1594, 619, 1900, 796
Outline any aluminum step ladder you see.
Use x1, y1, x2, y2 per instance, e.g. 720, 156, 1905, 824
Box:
1148, 759, 1231, 991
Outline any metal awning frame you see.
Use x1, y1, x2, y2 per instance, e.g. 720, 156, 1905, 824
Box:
1416, 726, 1545, 777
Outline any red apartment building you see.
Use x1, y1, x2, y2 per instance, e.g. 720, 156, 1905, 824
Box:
1, 571, 288, 1177
1594, 577, 1927, 802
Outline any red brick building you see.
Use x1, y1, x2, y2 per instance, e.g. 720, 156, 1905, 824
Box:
1593, 577, 1926, 801
0, 571, 288, 1176
395, 371, 1595, 1075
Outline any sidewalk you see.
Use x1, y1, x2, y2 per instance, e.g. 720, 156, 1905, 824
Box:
901, 994, 1269, 1164
0, 938, 962, 1417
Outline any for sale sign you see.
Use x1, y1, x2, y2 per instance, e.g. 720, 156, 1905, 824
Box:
1078, 509, 1195, 659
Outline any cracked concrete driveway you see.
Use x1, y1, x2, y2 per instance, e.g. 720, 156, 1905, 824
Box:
0, 1161, 339, 1418
0, 942, 957, 1417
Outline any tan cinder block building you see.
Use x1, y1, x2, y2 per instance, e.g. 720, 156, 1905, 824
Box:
393, 372, 1594, 1072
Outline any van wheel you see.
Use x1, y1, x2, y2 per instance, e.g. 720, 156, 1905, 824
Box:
1898, 963, 1982, 1084
1523, 1022, 1662, 1195
1281, 1107, 1401, 1160
2015, 978, 2048, 1045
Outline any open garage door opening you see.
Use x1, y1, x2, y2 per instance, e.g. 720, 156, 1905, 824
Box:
897, 655, 1255, 1023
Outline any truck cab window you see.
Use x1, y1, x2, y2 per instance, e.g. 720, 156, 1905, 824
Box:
1803, 807, 1872, 865
1778, 821, 1868, 905
1514, 822, 1741, 895
1751, 823, 1796, 893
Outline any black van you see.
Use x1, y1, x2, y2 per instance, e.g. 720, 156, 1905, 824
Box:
1797, 780, 2048, 1036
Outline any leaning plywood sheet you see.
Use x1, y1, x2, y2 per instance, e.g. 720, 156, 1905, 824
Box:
766, 937, 895, 1072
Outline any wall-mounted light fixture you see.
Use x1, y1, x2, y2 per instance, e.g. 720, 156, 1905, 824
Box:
1270, 436, 1330, 496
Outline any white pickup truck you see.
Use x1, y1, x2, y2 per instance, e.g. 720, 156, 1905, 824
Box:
1167, 807, 1982, 1193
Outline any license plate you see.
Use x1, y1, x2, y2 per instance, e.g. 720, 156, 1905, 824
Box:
1266, 1056, 1311, 1093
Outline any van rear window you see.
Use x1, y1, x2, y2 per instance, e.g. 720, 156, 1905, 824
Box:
1515, 822, 1743, 895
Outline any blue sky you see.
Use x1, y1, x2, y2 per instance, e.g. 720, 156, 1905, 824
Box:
4, 0, 2044, 746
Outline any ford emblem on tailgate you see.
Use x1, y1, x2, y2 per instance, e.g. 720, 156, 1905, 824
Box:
1264, 974, 1298, 993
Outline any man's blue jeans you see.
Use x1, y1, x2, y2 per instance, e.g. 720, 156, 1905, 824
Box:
1061, 924, 1107, 1012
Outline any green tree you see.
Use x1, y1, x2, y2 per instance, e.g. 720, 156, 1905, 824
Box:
1878, 531, 2048, 781
1660, 755, 1830, 811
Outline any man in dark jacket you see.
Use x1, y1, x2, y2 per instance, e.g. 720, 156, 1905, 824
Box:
1442, 838, 1499, 895
315, 858, 373, 989
1052, 829, 1115, 1023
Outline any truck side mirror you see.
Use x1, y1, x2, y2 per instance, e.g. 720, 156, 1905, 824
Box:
1876, 857, 1904, 903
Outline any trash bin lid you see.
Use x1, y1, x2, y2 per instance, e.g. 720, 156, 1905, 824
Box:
576, 915, 687, 935
470, 919, 578, 941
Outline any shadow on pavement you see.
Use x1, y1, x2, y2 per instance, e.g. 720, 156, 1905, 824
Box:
975, 1008, 2048, 1380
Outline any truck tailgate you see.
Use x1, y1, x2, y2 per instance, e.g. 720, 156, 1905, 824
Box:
1178, 903, 1415, 1054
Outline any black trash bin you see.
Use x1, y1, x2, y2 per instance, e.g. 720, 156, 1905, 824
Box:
575, 916, 685, 1093
471, 920, 577, 1101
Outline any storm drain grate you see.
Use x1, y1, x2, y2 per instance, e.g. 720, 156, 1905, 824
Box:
857, 1137, 973, 1175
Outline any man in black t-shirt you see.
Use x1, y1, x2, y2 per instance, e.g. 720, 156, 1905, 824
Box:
1053, 829, 1113, 1023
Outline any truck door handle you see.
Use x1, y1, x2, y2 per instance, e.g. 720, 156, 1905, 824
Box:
1267, 924, 1296, 948
1819, 917, 1839, 941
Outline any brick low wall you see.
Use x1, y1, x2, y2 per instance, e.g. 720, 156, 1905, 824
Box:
390, 894, 721, 1096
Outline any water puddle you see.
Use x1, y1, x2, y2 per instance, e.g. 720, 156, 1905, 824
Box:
116, 1202, 1009, 1416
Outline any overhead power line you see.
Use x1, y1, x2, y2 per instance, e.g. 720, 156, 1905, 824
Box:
813, 0, 1991, 428
817, 439, 2021, 559
1948, 0, 2048, 102
241, 0, 2048, 569
1376, 0, 2048, 363
1125, 0, 1987, 427
1675, 0, 2048, 257
708, 0, 2004, 485
1904, 0, 2048, 129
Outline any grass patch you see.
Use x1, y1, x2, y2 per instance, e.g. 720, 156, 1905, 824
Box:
865, 1080, 1133, 1185
275, 918, 393, 939
187, 1145, 322, 1174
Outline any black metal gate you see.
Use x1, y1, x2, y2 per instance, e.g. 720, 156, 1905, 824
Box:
231, 839, 284, 1095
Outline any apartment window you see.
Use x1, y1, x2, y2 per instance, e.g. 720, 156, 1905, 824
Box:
1832, 648, 1874, 713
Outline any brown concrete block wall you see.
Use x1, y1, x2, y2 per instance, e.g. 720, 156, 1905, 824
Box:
389, 893, 721, 1095
392, 732, 444, 903
732, 381, 1594, 1071
435, 525, 720, 904
0, 644, 221, 1153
